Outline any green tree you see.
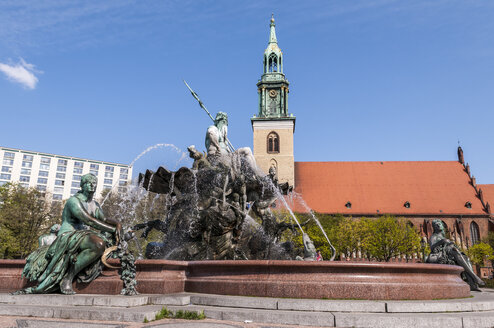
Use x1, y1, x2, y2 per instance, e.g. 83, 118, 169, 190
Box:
467, 242, 494, 267
0, 183, 61, 259
329, 216, 362, 259
360, 215, 421, 262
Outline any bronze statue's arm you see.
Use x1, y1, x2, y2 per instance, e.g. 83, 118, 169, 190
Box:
94, 202, 121, 231
69, 198, 116, 233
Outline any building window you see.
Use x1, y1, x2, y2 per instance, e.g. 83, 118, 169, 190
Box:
71, 188, 79, 195
74, 161, 84, 168
37, 178, 48, 184
39, 163, 50, 170
119, 180, 126, 186
90, 163, 99, 170
120, 174, 128, 180
103, 185, 112, 190
53, 194, 63, 200
1, 166, 12, 173
104, 172, 113, 178
22, 161, 33, 168
20, 168, 31, 175
23, 154, 33, 161
58, 159, 68, 166
55, 180, 65, 186
0, 181, 7, 186
73, 168, 83, 174
54, 187, 64, 194
20, 183, 29, 188
0, 173, 11, 180
465, 201, 472, 209
90, 170, 98, 176
105, 166, 114, 172
38, 171, 49, 177
104, 179, 113, 185
36, 185, 47, 191
2, 159, 14, 166
19, 176, 30, 182
40, 157, 51, 164
470, 221, 480, 245
57, 166, 67, 172
345, 202, 352, 209
56, 173, 65, 179
267, 132, 280, 153
120, 168, 128, 174
72, 181, 80, 188
404, 201, 411, 208
4, 152, 15, 159
72, 175, 81, 181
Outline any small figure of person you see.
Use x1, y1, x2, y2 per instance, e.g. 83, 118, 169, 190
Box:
14, 173, 121, 295
316, 250, 323, 261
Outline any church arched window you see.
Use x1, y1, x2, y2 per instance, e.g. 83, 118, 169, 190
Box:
268, 53, 278, 72
267, 132, 280, 153
470, 221, 480, 245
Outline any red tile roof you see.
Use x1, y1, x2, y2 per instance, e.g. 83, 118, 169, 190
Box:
478, 184, 494, 212
293, 161, 486, 216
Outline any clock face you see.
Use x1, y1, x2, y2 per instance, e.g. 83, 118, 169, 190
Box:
269, 89, 277, 98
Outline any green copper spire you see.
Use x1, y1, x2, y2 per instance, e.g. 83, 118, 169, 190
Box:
253, 15, 294, 119
269, 14, 277, 44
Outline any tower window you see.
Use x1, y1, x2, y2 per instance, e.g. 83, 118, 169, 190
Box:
267, 132, 280, 153
345, 202, 352, 209
268, 53, 278, 72
404, 201, 410, 208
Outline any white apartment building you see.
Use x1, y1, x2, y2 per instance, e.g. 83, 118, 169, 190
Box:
0, 146, 133, 200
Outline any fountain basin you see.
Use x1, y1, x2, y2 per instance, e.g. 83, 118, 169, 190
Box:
0, 259, 469, 300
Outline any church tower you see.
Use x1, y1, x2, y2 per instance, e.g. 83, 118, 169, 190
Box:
251, 15, 296, 186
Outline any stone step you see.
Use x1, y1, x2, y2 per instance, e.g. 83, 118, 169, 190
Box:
0, 303, 164, 322
189, 291, 494, 313
334, 311, 494, 328
0, 293, 190, 307
3, 292, 494, 327
166, 304, 336, 327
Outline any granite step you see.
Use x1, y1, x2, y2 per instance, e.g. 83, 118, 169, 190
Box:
3, 292, 494, 327
0, 293, 190, 307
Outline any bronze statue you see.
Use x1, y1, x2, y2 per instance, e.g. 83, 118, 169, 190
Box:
426, 219, 485, 291
14, 173, 122, 295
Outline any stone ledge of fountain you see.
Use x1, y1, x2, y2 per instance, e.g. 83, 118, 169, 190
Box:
0, 259, 469, 300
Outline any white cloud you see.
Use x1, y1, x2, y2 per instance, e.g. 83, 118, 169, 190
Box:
0, 58, 40, 89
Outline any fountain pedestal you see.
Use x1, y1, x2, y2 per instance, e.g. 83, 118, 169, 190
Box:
0, 259, 469, 300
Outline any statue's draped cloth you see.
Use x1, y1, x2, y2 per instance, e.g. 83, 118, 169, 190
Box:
21, 230, 107, 294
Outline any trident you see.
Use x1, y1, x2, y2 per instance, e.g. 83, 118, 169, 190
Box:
183, 80, 236, 152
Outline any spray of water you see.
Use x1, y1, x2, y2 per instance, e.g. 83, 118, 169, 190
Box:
291, 192, 336, 261
101, 143, 188, 206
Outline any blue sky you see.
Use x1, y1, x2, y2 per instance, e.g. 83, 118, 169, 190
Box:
1, 1, 493, 182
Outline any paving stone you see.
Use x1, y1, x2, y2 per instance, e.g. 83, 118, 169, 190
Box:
461, 311, 494, 328
146, 323, 242, 328
149, 294, 191, 306
173, 305, 335, 327
334, 312, 463, 328
190, 294, 278, 310
0, 294, 95, 306
0, 304, 56, 318
57, 304, 164, 322
278, 298, 386, 312
386, 301, 471, 313
16, 319, 128, 328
